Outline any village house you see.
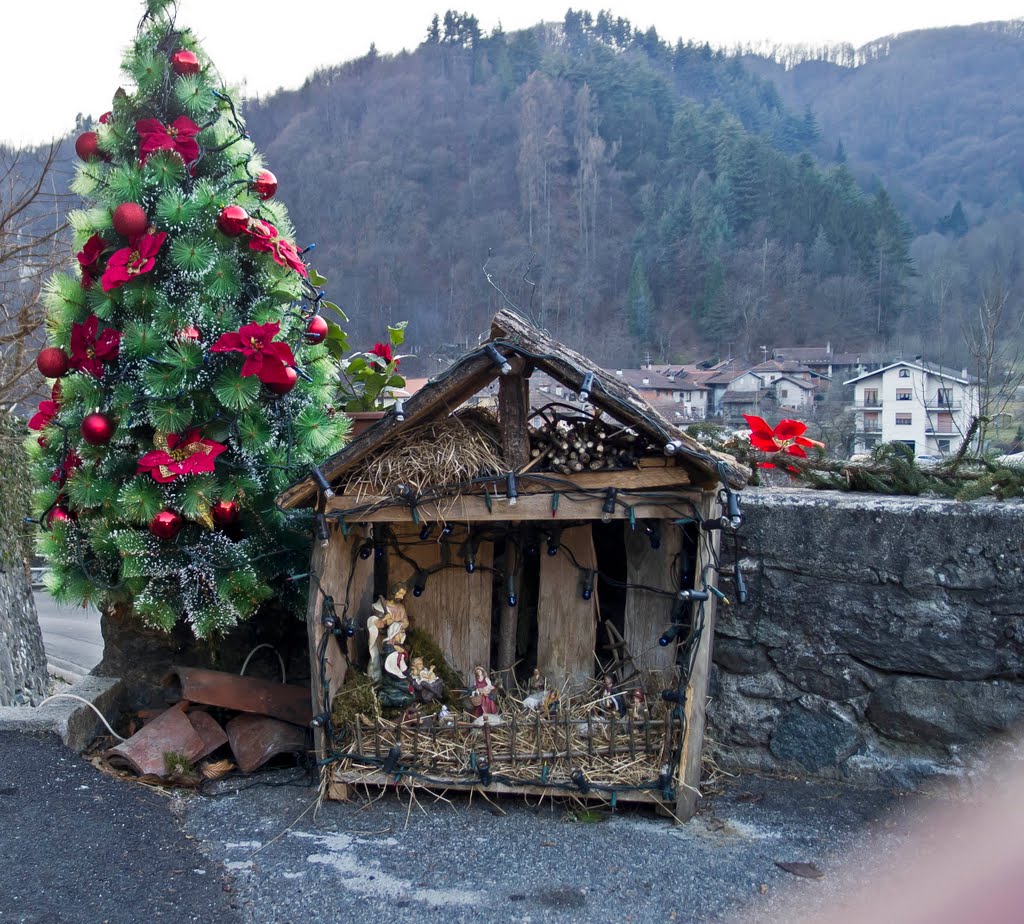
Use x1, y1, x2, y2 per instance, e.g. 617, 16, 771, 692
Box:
845, 360, 980, 457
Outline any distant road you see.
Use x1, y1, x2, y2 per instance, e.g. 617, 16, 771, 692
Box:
33, 592, 102, 677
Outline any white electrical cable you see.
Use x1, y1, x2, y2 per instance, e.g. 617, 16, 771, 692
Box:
239, 643, 287, 683
36, 694, 126, 742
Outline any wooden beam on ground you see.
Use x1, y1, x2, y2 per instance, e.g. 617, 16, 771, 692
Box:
537, 523, 597, 689
623, 520, 682, 676
326, 491, 701, 523
674, 490, 722, 822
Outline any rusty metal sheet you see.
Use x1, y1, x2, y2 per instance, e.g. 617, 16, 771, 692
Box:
187, 710, 229, 760
105, 703, 204, 777
226, 714, 307, 773
164, 666, 312, 726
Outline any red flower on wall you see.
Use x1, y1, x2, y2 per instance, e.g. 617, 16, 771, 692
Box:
210, 321, 296, 387
136, 429, 226, 483
76, 234, 106, 289
68, 314, 121, 378
246, 220, 308, 277
743, 414, 823, 469
136, 116, 201, 170
101, 229, 166, 293
370, 342, 397, 366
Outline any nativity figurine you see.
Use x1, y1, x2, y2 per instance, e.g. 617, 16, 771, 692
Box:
410, 656, 444, 704
469, 666, 500, 724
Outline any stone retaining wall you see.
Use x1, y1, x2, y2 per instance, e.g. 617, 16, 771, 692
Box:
710, 488, 1024, 787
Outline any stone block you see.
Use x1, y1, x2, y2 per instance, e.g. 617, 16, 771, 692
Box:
866, 677, 1024, 746
768, 704, 861, 772
0, 676, 124, 752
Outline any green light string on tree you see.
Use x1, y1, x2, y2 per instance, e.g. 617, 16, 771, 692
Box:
26, 0, 350, 638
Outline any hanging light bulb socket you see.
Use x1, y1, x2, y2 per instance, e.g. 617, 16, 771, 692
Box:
601, 488, 618, 523
485, 343, 512, 375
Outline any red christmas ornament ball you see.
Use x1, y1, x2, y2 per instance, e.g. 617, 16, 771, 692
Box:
177, 325, 201, 341
75, 131, 101, 162
37, 347, 70, 378
217, 205, 250, 237
305, 315, 329, 344
112, 202, 148, 238
47, 507, 73, 527
211, 500, 240, 526
171, 50, 200, 76
149, 510, 183, 540
81, 412, 115, 446
250, 170, 278, 200
266, 366, 298, 395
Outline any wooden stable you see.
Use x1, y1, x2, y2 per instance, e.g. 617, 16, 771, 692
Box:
277, 310, 748, 821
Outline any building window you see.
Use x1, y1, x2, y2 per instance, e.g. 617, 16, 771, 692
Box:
896, 413, 912, 425
937, 439, 951, 453
863, 388, 879, 405
780, 389, 789, 398
936, 388, 952, 406
896, 389, 912, 401
899, 369, 910, 378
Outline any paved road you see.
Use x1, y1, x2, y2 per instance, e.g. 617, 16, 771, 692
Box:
33, 591, 102, 676
0, 731, 239, 924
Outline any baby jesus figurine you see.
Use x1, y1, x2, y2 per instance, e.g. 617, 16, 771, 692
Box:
410, 656, 444, 703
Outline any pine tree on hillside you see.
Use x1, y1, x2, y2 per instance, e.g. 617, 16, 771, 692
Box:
28, 0, 349, 638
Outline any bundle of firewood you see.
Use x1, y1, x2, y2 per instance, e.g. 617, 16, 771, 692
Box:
530, 415, 650, 474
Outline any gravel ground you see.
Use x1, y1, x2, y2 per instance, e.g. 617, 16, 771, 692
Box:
184, 771, 916, 923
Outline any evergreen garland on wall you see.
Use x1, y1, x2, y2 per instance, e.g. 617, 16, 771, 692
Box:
27, 0, 349, 638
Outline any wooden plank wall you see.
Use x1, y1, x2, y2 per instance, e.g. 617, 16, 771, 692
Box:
623, 520, 682, 675
306, 525, 373, 759
537, 524, 598, 689
388, 524, 494, 684
675, 491, 722, 822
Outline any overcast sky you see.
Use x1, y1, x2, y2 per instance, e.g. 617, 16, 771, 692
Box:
4, 0, 1022, 146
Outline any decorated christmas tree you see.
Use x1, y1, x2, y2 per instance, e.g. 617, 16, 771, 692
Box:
28, 0, 349, 638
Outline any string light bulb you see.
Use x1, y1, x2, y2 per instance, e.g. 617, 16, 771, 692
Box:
506, 472, 518, 507
412, 570, 427, 597
505, 573, 517, 608
485, 343, 512, 375
419, 523, 434, 541
581, 569, 595, 601
601, 488, 618, 523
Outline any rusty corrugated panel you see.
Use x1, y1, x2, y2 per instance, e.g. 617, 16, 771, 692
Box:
187, 709, 229, 760
225, 714, 307, 773
105, 703, 205, 777
164, 666, 312, 726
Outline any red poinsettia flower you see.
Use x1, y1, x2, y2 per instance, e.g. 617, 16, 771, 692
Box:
246, 220, 308, 278
101, 228, 166, 293
76, 234, 106, 289
136, 116, 201, 170
29, 400, 59, 431
743, 414, 824, 468
50, 451, 82, 484
210, 320, 297, 387
136, 429, 226, 483
370, 342, 397, 366
68, 314, 121, 378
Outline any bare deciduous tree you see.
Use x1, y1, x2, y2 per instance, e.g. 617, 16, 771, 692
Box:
962, 279, 1024, 451
0, 142, 67, 406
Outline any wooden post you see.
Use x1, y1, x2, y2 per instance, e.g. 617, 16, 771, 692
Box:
497, 359, 531, 471
623, 519, 681, 675
537, 523, 597, 689
497, 539, 519, 672
306, 525, 373, 760
675, 490, 722, 822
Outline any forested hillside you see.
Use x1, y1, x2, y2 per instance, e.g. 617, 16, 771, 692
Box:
241, 11, 913, 365
739, 20, 1024, 368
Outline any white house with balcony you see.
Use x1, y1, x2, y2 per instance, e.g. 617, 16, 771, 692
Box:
844, 361, 979, 457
